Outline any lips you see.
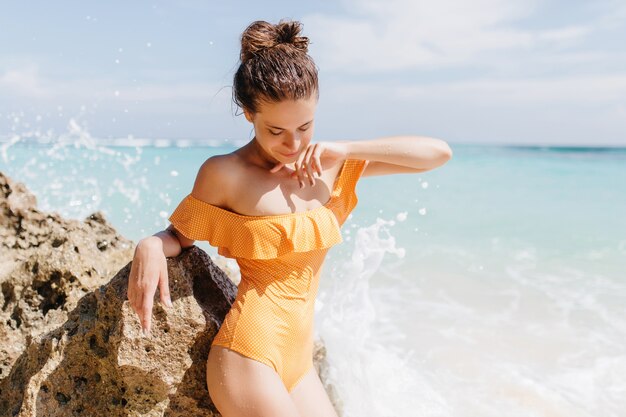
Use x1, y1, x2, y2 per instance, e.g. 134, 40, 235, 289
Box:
280, 151, 299, 157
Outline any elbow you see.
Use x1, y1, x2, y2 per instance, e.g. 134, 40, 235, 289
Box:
408, 136, 453, 170
430, 139, 453, 168
167, 225, 195, 249
440, 142, 453, 163
176, 234, 196, 249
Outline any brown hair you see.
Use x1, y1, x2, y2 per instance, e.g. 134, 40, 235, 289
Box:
232, 19, 319, 115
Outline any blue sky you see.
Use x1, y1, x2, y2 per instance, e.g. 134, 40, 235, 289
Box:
1, 0, 625, 146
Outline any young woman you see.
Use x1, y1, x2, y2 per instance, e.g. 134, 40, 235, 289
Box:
128, 19, 452, 417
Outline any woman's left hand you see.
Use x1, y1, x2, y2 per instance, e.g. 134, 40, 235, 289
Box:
270, 141, 349, 188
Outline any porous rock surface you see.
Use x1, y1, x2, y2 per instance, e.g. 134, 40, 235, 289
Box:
0, 171, 136, 380
1, 245, 236, 417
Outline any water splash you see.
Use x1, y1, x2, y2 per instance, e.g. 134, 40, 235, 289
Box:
0, 118, 149, 225
317, 218, 448, 417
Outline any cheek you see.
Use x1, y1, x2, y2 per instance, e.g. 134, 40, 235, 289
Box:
257, 135, 280, 154
259, 132, 279, 144
303, 128, 314, 143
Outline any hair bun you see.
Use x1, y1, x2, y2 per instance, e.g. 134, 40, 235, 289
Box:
240, 19, 310, 62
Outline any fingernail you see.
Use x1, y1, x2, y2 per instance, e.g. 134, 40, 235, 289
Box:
167, 298, 173, 308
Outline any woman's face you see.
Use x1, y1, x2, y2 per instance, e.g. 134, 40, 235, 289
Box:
244, 94, 318, 163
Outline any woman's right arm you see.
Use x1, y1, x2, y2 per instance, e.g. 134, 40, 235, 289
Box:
127, 155, 230, 335
127, 226, 194, 336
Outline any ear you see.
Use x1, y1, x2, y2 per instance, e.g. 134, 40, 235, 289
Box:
243, 108, 254, 123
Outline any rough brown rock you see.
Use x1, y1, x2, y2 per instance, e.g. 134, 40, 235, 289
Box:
0, 172, 136, 380
1, 245, 237, 417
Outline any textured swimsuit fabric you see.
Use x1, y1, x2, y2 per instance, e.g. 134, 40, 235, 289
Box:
169, 158, 367, 392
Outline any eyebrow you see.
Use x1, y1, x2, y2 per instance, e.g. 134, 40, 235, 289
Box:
266, 119, 313, 130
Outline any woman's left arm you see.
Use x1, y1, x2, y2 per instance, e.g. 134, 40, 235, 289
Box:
341, 135, 453, 176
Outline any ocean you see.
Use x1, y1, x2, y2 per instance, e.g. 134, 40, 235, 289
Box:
1, 132, 625, 417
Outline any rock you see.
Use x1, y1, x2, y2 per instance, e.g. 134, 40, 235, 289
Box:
0, 172, 135, 380
0, 246, 237, 417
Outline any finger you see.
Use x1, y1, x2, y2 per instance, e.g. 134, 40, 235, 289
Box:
312, 145, 323, 177
294, 155, 306, 189
141, 293, 154, 335
158, 260, 173, 308
313, 153, 323, 178
138, 261, 160, 313
133, 258, 153, 309
303, 147, 316, 186
132, 279, 144, 314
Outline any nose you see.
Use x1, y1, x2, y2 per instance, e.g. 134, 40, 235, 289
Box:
282, 133, 300, 152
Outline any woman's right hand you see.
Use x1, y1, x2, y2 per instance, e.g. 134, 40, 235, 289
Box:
127, 237, 173, 336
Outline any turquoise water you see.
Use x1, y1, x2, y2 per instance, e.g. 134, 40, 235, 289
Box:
1, 136, 625, 416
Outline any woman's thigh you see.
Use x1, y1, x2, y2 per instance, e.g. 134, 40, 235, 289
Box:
206, 345, 301, 417
289, 366, 339, 417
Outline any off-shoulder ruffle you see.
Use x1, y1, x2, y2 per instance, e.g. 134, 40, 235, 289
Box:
168, 194, 344, 259
167, 158, 367, 260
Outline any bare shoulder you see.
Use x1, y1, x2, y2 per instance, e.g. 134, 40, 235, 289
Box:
191, 154, 240, 206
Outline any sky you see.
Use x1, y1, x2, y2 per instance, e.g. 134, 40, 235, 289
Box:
1, 0, 625, 146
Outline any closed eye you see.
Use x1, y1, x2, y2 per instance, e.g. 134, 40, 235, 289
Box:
269, 126, 310, 136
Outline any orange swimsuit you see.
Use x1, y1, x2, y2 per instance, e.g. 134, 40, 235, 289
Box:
168, 158, 367, 392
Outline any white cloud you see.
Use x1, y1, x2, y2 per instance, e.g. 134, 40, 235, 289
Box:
0, 66, 50, 98
313, 70, 626, 145
303, 0, 599, 73
595, 0, 626, 30
391, 73, 626, 104
0, 67, 225, 104
536, 26, 592, 43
